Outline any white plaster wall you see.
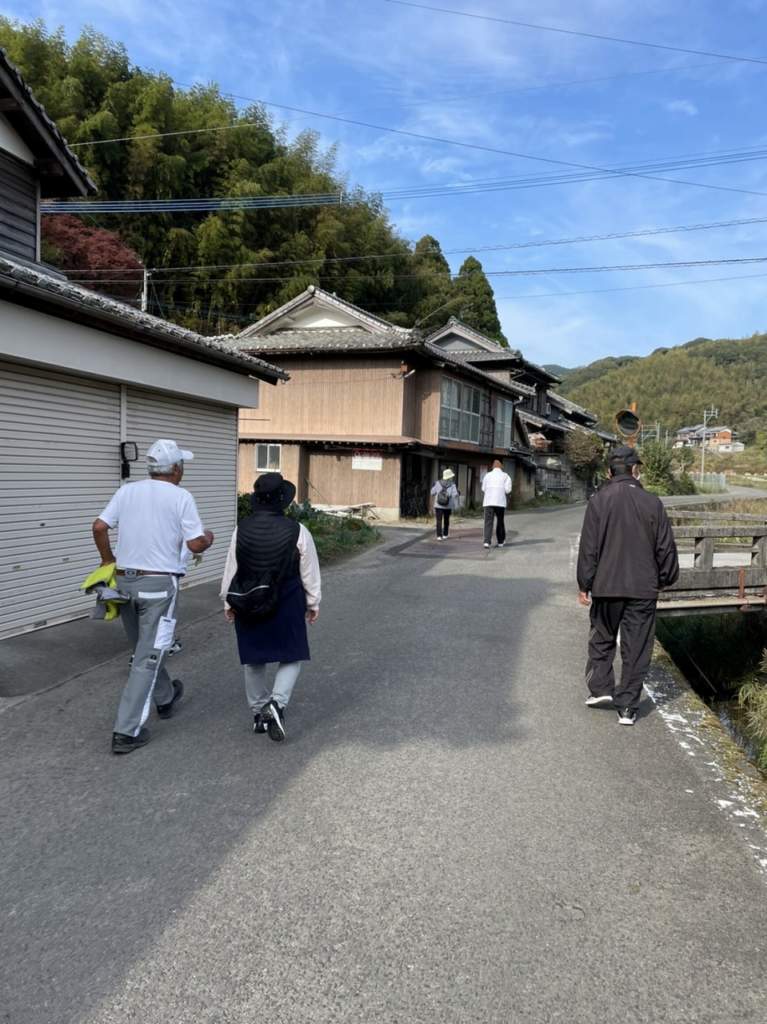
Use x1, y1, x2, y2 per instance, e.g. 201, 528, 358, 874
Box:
0, 300, 262, 408
0, 113, 34, 164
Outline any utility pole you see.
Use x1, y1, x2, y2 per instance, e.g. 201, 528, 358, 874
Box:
140, 267, 151, 313
700, 404, 719, 478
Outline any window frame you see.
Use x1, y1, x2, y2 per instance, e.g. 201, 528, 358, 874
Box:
255, 443, 281, 472
440, 377, 481, 443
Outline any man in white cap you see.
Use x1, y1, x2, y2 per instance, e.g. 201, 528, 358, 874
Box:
92, 439, 214, 754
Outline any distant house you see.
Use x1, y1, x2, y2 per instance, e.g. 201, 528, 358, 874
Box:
674, 425, 738, 449
0, 48, 285, 638
233, 292, 539, 519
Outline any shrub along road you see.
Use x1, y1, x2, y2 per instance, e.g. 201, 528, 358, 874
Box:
1, 505, 766, 1023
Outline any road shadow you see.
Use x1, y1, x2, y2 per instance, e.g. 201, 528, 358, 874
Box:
0, 540, 549, 1024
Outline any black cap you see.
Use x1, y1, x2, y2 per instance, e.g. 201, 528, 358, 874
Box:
609, 444, 642, 467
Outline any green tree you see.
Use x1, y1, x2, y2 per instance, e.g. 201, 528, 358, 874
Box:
639, 439, 675, 495
0, 18, 459, 334
452, 256, 507, 345
565, 430, 605, 479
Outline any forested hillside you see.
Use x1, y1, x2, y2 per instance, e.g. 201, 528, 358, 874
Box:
0, 20, 505, 341
560, 334, 767, 442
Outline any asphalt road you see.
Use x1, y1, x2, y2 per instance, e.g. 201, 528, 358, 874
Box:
2, 505, 766, 1024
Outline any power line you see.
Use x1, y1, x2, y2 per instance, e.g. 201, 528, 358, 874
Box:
43, 144, 767, 218
55, 213, 767, 275
383, 0, 767, 66
65, 96, 767, 201
64, 256, 767, 288
401, 59, 737, 106
494, 269, 767, 300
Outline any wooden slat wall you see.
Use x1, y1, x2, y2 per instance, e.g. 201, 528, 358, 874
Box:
305, 451, 401, 508
239, 357, 406, 438
0, 150, 36, 261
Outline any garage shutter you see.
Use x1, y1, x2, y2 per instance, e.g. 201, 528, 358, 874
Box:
126, 388, 237, 585
0, 360, 121, 638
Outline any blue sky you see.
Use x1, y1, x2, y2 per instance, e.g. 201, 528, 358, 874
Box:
4, 0, 767, 365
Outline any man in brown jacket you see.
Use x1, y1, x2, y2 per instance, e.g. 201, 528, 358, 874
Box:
576, 446, 679, 726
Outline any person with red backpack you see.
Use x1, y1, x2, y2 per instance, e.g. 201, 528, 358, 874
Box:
220, 473, 321, 742
430, 468, 460, 540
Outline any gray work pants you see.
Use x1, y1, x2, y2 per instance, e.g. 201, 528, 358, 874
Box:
113, 574, 179, 736
243, 663, 302, 712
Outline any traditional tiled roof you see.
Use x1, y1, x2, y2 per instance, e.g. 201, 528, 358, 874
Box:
425, 317, 509, 353
518, 409, 569, 434
425, 342, 535, 398
240, 286, 413, 339
234, 326, 417, 354
0, 48, 96, 197
0, 255, 286, 382
548, 391, 597, 422
436, 348, 524, 363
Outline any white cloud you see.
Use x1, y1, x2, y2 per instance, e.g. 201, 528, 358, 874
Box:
665, 99, 699, 116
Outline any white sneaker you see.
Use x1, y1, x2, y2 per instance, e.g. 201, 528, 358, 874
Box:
585, 694, 613, 707
497, 542, 505, 548
483, 543, 491, 549
437, 535, 443, 541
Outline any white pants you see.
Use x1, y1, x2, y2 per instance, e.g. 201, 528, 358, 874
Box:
243, 662, 302, 712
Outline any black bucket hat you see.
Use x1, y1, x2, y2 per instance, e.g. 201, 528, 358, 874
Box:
252, 472, 297, 509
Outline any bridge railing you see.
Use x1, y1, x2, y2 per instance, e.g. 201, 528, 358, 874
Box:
658, 511, 767, 614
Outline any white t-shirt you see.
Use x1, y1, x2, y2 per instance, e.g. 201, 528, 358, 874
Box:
99, 479, 205, 574
481, 468, 512, 507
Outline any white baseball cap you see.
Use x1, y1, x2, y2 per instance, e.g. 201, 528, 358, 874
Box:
146, 438, 194, 469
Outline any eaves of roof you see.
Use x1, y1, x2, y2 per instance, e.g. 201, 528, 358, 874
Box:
0, 255, 287, 383
0, 48, 96, 197
234, 326, 417, 355
423, 342, 533, 399
518, 409, 569, 434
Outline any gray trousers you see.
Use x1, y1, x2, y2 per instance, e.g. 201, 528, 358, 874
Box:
114, 574, 179, 736
243, 663, 302, 712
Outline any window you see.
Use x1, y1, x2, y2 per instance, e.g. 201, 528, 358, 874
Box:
256, 443, 281, 471
440, 378, 481, 443
494, 398, 514, 449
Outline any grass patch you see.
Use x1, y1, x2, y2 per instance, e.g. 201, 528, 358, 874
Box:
237, 495, 380, 565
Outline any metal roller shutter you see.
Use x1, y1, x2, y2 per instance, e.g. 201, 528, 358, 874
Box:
125, 388, 237, 585
0, 360, 121, 638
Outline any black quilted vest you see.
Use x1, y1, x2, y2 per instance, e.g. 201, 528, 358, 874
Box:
235, 508, 300, 583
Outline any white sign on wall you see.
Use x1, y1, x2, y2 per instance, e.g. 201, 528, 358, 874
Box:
352, 454, 383, 471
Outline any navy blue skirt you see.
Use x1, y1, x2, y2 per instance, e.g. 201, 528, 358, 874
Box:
234, 576, 310, 665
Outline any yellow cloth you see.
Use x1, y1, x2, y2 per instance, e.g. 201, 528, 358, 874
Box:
80, 562, 121, 620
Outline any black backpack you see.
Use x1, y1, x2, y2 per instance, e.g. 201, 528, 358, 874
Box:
436, 482, 451, 507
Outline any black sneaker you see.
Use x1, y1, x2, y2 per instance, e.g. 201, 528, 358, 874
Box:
112, 727, 150, 755
253, 713, 268, 734
157, 679, 184, 719
264, 700, 286, 742
617, 707, 637, 726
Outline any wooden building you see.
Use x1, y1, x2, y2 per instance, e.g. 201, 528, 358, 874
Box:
233, 291, 541, 519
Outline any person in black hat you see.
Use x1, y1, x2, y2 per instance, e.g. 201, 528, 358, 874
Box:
220, 473, 321, 741
576, 445, 679, 726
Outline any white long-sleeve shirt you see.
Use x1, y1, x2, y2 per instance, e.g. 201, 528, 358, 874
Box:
481, 468, 512, 507
220, 522, 322, 610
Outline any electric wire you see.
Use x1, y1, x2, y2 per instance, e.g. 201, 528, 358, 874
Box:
63, 99, 767, 201
54, 214, 767, 275
63, 256, 767, 288
382, 0, 767, 67
43, 144, 767, 216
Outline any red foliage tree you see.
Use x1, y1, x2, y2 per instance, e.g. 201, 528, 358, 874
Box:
41, 215, 143, 302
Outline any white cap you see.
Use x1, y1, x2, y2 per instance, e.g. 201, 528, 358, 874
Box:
146, 439, 194, 471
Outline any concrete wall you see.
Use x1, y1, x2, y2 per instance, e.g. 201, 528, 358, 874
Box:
1, 302, 261, 408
